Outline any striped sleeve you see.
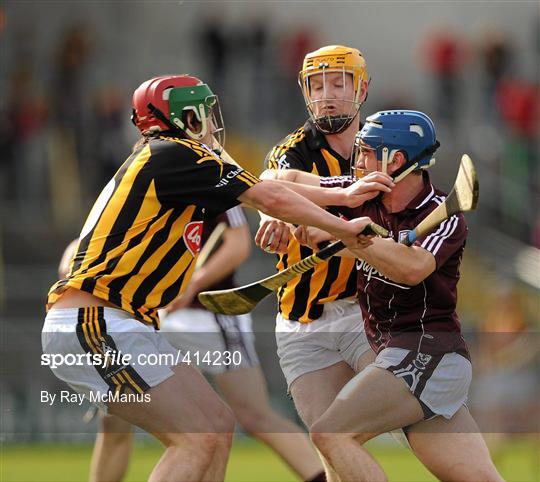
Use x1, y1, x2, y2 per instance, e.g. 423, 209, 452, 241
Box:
319, 175, 354, 188
415, 212, 467, 268
225, 206, 248, 228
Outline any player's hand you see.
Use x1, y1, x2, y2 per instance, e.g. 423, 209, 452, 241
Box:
255, 218, 291, 254
340, 216, 376, 250
293, 226, 334, 250
341, 172, 394, 208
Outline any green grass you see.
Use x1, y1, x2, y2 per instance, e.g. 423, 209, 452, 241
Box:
1, 436, 538, 482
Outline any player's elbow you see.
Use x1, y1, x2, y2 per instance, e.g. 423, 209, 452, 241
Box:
399, 261, 435, 286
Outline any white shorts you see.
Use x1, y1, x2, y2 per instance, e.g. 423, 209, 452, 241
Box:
42, 307, 178, 411
276, 299, 371, 389
371, 347, 472, 420
160, 308, 259, 375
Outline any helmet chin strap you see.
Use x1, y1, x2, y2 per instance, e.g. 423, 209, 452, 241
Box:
381, 147, 390, 174
389, 140, 440, 183
374, 144, 438, 202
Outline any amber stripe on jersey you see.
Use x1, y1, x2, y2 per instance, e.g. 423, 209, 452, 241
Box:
266, 128, 357, 323
47, 137, 254, 327
76, 307, 150, 395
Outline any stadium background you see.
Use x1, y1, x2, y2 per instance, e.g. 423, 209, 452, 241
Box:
0, 1, 538, 481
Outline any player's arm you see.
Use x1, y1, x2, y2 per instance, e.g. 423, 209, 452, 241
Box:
167, 223, 251, 310
260, 170, 394, 208
239, 181, 373, 249
256, 168, 393, 252
260, 168, 321, 185
349, 238, 436, 285
347, 213, 467, 285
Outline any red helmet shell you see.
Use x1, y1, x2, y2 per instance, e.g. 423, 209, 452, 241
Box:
132, 75, 203, 134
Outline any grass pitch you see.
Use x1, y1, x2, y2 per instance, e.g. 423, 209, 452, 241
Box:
1, 436, 538, 481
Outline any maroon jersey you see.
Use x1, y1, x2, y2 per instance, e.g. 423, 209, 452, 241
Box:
189, 206, 248, 309
326, 172, 469, 358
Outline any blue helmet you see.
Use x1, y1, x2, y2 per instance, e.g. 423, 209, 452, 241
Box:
356, 110, 439, 178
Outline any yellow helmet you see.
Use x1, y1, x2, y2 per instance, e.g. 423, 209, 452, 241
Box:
298, 45, 369, 134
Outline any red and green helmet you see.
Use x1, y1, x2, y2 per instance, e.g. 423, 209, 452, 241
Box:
131, 75, 224, 145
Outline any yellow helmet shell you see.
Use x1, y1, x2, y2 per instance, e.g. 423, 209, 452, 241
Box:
300, 45, 368, 95
298, 45, 369, 134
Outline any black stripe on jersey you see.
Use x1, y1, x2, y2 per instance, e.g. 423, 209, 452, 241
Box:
71, 149, 142, 276
308, 256, 342, 320
276, 251, 288, 314
78, 162, 153, 287
317, 158, 332, 177
289, 245, 317, 320
158, 266, 191, 312
130, 216, 190, 312
106, 207, 181, 309
86, 203, 169, 305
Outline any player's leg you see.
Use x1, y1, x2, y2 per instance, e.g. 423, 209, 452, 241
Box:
407, 406, 504, 481
277, 300, 373, 482
310, 365, 424, 482
89, 413, 133, 482
108, 363, 235, 482
43, 308, 234, 482
289, 362, 357, 482
163, 308, 326, 481
214, 365, 326, 481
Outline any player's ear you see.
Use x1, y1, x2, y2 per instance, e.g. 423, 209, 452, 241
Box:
389, 151, 407, 175
359, 80, 368, 103
392, 151, 407, 169
185, 111, 202, 134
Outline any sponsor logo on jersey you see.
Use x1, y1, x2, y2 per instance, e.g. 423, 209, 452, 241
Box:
183, 221, 204, 255
356, 258, 409, 289
277, 155, 290, 170
356, 258, 386, 282
215, 167, 243, 187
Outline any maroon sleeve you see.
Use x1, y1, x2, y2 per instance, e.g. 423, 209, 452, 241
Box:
319, 175, 354, 188
415, 213, 467, 268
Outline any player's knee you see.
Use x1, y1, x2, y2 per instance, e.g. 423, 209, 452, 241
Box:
165, 432, 220, 455
99, 414, 133, 437
309, 430, 338, 452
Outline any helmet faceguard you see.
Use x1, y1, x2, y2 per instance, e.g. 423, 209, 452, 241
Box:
351, 110, 440, 181
299, 45, 369, 134
131, 75, 225, 148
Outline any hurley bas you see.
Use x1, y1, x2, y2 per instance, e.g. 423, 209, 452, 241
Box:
41, 390, 151, 406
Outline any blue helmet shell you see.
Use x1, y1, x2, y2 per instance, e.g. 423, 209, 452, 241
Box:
359, 110, 438, 170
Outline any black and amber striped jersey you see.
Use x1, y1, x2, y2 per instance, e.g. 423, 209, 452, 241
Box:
189, 206, 248, 310
47, 135, 259, 328
265, 119, 357, 323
